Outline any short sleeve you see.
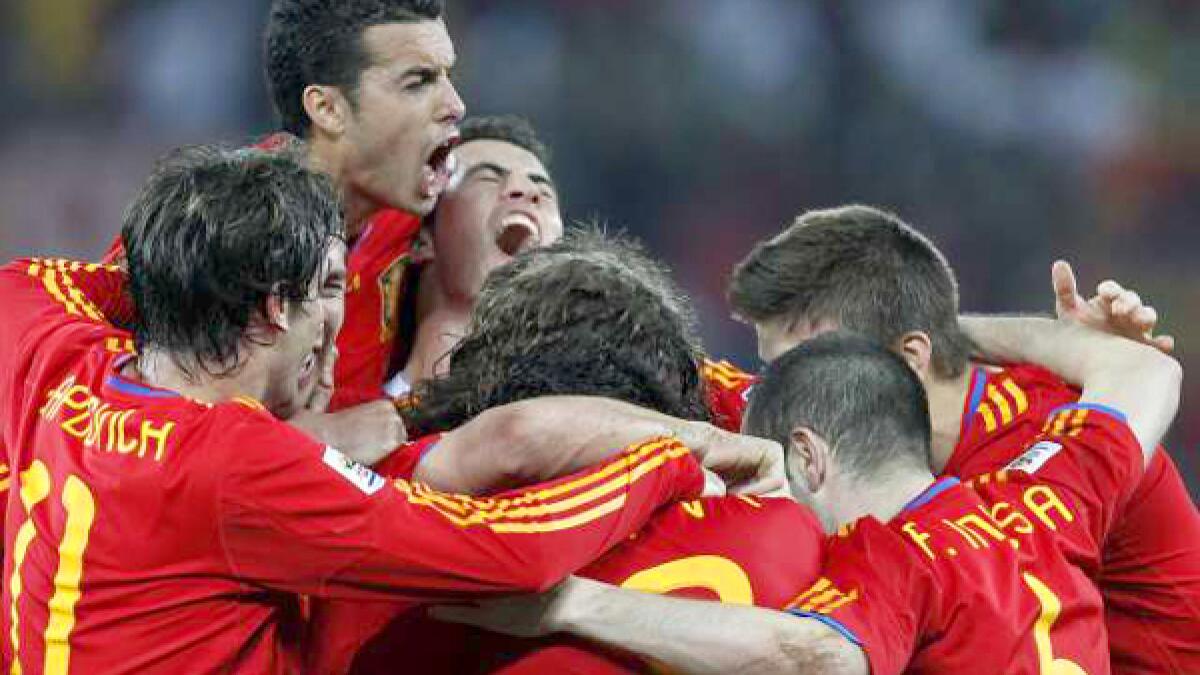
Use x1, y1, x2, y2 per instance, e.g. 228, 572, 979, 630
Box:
1003, 403, 1143, 554
785, 519, 929, 675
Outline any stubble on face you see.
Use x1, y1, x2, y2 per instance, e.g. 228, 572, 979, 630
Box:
342, 20, 463, 223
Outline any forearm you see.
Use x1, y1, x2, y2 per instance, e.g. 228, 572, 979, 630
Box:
421, 396, 715, 494
961, 315, 1181, 455
553, 579, 864, 675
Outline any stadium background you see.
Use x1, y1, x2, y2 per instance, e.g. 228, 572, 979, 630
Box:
0, 0, 1195, 497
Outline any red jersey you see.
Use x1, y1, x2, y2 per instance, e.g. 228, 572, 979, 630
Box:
0, 259, 705, 674
946, 364, 1200, 673
98, 135, 423, 411
700, 359, 755, 433
329, 209, 421, 410
318, 495, 824, 674
791, 404, 1144, 674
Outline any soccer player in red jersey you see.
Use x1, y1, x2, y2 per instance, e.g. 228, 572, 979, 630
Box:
726, 205, 1200, 673
98, 0, 469, 457
378, 115, 565, 399
0, 148, 782, 674
436, 318, 1181, 674
308, 231, 824, 674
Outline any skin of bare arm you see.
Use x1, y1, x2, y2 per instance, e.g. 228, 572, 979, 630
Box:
431, 576, 867, 675
415, 396, 787, 496
960, 315, 1181, 462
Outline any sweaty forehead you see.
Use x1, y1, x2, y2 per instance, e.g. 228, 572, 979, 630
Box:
361, 19, 456, 71
456, 140, 549, 178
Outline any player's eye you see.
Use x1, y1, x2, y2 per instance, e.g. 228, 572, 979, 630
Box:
475, 168, 502, 183
323, 276, 346, 296
403, 70, 437, 91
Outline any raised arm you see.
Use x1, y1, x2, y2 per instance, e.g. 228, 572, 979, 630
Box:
432, 576, 867, 675
414, 396, 786, 496
960, 315, 1181, 462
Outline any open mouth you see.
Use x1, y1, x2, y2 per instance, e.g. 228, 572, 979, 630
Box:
496, 212, 541, 256
420, 135, 460, 200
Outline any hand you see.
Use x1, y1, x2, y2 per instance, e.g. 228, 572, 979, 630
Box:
291, 400, 408, 466
304, 344, 339, 413
1052, 260, 1174, 353
429, 576, 594, 638
676, 423, 786, 496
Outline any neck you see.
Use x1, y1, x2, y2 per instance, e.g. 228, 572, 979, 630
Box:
924, 366, 975, 473
306, 137, 373, 243
401, 266, 473, 385
130, 349, 266, 407
827, 465, 937, 530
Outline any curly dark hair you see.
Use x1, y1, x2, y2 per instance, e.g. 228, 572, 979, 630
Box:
411, 228, 710, 432
122, 145, 343, 378
265, 0, 444, 137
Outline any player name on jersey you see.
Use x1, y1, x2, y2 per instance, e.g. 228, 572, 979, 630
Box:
40, 374, 176, 462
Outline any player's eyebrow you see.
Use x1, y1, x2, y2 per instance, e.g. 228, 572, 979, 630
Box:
462, 162, 509, 181
398, 65, 438, 82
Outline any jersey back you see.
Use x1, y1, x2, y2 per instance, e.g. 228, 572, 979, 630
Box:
947, 364, 1200, 673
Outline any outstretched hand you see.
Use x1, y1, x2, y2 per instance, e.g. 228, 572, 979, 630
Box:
1052, 260, 1174, 353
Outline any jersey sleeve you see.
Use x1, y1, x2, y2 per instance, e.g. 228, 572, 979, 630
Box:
701, 359, 756, 432
0, 259, 133, 432
372, 433, 443, 480
216, 413, 704, 602
1002, 403, 1144, 556
785, 520, 931, 675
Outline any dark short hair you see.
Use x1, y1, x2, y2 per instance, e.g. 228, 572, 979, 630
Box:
743, 331, 932, 478
421, 115, 554, 233
729, 205, 971, 378
265, 0, 444, 137
411, 228, 709, 432
122, 146, 343, 377
459, 115, 552, 168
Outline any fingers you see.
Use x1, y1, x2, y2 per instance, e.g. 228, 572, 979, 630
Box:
1109, 289, 1143, 318
729, 474, 786, 497
1131, 306, 1157, 333
1095, 280, 1124, 304
1051, 260, 1079, 311
1154, 335, 1176, 353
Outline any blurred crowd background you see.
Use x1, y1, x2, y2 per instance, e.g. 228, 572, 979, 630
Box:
1, 0, 1195, 495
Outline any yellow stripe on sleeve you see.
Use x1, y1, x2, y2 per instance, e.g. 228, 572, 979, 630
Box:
785, 577, 832, 610
1068, 409, 1089, 437
1051, 411, 1070, 437
1001, 379, 1028, 414
40, 268, 80, 316
978, 402, 998, 433
392, 439, 692, 532
986, 384, 1013, 425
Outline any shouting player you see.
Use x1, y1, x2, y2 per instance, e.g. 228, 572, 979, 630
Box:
382, 115, 565, 395
0, 147, 780, 673
308, 229, 823, 674
435, 317, 1181, 673
727, 205, 1200, 673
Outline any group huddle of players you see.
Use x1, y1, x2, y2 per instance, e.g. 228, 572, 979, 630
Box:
1, 1, 1197, 674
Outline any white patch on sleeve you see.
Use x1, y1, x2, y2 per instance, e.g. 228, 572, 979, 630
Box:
1005, 441, 1063, 475
322, 446, 386, 495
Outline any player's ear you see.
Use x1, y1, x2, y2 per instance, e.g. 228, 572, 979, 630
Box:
264, 293, 290, 333
412, 225, 436, 264
787, 426, 828, 494
302, 85, 350, 137
894, 331, 933, 380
